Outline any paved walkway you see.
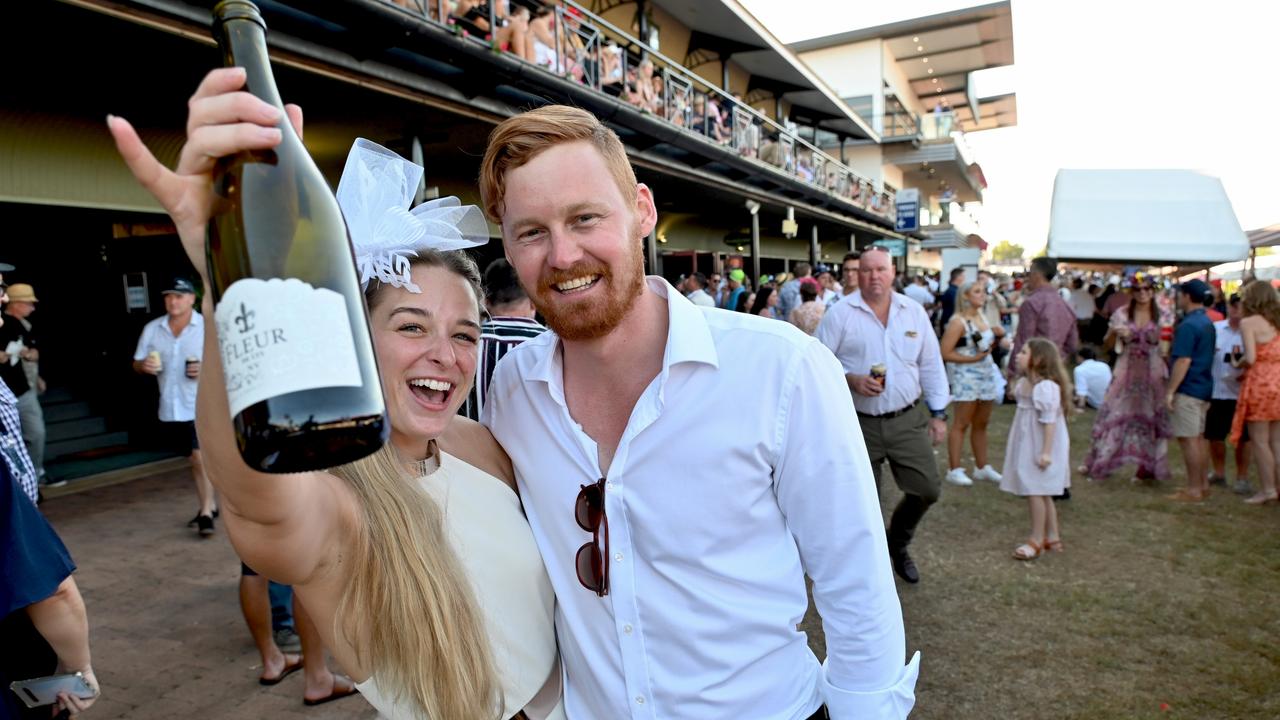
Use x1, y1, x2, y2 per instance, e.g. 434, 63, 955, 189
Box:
39, 467, 379, 720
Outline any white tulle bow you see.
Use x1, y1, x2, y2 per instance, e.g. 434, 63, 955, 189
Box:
335, 138, 489, 293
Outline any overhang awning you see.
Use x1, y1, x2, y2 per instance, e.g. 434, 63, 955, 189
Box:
653, 0, 877, 139
1047, 169, 1250, 265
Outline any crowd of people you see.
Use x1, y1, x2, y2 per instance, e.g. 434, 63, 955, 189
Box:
4, 62, 1278, 720
382, 0, 897, 220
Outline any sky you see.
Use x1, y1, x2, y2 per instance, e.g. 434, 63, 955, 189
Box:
740, 0, 1280, 253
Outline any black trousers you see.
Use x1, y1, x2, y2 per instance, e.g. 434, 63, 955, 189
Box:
805, 706, 830, 720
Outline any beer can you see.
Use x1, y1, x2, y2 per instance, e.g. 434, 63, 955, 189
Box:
148, 350, 162, 372
869, 363, 887, 385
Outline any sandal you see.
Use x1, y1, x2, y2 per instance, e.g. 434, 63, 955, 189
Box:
1167, 489, 1206, 503
1012, 540, 1042, 561
259, 653, 303, 686
1244, 492, 1279, 505
303, 675, 359, 706
1043, 537, 1063, 553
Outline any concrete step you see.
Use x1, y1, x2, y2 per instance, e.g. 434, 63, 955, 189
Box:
46, 417, 109, 443
39, 386, 74, 404
43, 401, 93, 423
46, 431, 130, 459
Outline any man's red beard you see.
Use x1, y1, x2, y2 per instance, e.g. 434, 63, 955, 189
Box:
532, 244, 645, 342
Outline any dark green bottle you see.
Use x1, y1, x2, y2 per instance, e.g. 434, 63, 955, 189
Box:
208, 0, 387, 472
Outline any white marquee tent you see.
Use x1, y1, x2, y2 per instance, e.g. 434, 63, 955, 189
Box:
1046, 169, 1249, 266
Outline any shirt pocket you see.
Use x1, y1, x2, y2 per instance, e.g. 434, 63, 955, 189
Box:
891, 329, 923, 365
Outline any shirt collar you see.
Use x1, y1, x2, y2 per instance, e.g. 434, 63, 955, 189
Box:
848, 289, 910, 314
525, 276, 719, 388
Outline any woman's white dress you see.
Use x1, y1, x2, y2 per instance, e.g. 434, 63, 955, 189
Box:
355, 452, 565, 719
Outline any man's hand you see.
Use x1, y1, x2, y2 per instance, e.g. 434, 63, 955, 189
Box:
0, 351, 8, 364
928, 417, 947, 444
849, 374, 884, 397
140, 356, 161, 376
186, 361, 201, 379
1165, 392, 1175, 412
19, 347, 37, 362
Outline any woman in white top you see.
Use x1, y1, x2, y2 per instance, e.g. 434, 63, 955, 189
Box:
939, 281, 1004, 486
109, 69, 562, 720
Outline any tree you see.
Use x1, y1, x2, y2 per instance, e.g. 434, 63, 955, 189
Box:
990, 240, 1026, 262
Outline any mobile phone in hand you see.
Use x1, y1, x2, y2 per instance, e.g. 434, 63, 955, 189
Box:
9, 672, 96, 709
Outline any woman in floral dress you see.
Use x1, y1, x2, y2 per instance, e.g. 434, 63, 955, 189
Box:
1081, 277, 1174, 481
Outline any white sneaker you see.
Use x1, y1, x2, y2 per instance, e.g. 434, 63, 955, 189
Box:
945, 468, 974, 486
972, 465, 1003, 483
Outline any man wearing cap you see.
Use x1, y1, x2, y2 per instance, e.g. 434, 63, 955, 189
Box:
0, 282, 48, 487
721, 268, 747, 311
1167, 279, 1217, 502
131, 278, 213, 535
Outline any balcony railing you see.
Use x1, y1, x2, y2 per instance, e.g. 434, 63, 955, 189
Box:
377, 0, 895, 222
920, 111, 956, 141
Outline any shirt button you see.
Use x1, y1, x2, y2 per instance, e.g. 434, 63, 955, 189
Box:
635, 696, 645, 705
623, 624, 633, 634
614, 552, 624, 562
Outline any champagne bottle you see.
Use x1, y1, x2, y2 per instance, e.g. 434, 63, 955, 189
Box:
208, 0, 387, 473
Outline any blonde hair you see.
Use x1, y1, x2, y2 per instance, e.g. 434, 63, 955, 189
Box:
332, 251, 498, 720
479, 105, 637, 223
1024, 337, 1072, 417
332, 447, 499, 720
1240, 280, 1280, 330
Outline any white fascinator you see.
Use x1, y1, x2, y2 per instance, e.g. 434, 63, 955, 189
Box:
335, 138, 489, 293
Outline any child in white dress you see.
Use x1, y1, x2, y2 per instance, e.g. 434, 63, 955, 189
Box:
1001, 338, 1072, 560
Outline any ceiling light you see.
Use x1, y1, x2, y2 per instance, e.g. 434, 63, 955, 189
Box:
922, 58, 929, 63
936, 88, 942, 92
932, 78, 938, 83
917, 45, 924, 52
927, 68, 934, 74
913, 36, 919, 42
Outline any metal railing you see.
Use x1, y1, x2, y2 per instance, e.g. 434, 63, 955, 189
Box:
376, 0, 894, 220
920, 111, 956, 140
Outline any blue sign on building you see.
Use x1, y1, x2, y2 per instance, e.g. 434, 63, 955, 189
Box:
895, 188, 920, 233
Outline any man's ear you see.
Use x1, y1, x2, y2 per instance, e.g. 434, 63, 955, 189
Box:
635, 183, 658, 239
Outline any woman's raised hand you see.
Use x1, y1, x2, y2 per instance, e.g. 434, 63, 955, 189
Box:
107, 67, 303, 281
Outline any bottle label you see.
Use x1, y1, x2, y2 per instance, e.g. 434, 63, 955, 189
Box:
215, 278, 362, 417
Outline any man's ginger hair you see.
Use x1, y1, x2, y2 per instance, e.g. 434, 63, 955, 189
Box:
479, 105, 638, 223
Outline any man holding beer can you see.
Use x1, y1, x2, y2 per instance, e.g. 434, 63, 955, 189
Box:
817, 247, 950, 584
131, 277, 213, 536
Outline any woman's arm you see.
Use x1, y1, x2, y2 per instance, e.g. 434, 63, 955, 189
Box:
439, 416, 516, 491
26, 576, 90, 673
1242, 318, 1258, 366
108, 70, 352, 585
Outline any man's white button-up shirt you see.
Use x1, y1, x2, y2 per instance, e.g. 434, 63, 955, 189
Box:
133, 312, 204, 422
816, 291, 949, 417
483, 278, 918, 719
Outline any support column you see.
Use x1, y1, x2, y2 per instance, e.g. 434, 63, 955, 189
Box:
721, 55, 731, 92
750, 210, 761, 284
810, 225, 820, 266
849, 233, 857, 254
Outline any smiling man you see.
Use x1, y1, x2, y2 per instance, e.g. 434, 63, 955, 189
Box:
478, 105, 918, 720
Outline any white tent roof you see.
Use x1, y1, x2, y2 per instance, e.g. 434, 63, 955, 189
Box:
1046, 169, 1249, 265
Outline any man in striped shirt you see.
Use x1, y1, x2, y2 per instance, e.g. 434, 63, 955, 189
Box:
461, 259, 547, 421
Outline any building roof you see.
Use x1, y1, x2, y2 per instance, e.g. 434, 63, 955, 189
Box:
789, 2, 1016, 132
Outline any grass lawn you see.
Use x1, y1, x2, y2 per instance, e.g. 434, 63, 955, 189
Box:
802, 403, 1280, 720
